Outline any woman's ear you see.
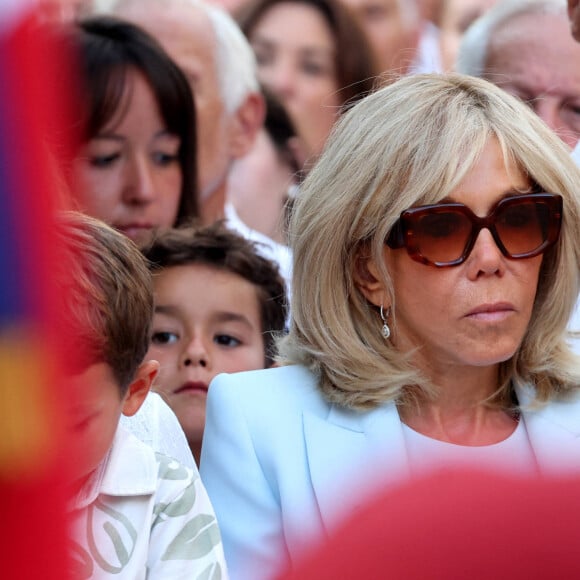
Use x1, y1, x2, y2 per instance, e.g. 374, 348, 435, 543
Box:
121, 360, 159, 417
353, 249, 390, 309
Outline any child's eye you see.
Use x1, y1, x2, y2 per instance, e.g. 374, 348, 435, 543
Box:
89, 152, 120, 168
214, 334, 241, 347
151, 331, 179, 345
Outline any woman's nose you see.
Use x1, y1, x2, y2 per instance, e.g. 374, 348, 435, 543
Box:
123, 155, 156, 205
261, 61, 296, 99
466, 228, 505, 277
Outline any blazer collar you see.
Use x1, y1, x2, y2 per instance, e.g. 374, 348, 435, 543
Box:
304, 384, 580, 532
516, 383, 580, 476
303, 401, 411, 532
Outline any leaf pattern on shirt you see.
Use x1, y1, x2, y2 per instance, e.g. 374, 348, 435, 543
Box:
196, 561, 223, 580
156, 452, 191, 481
152, 480, 197, 527
86, 497, 138, 573
161, 514, 222, 561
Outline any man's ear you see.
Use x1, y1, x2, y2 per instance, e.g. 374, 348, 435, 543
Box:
121, 360, 159, 417
229, 92, 266, 159
353, 249, 390, 309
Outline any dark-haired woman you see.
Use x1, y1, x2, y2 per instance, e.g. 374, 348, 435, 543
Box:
67, 16, 198, 245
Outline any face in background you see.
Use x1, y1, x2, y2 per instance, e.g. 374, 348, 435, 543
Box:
438, 0, 497, 71
115, 3, 233, 206
248, 2, 341, 160
363, 138, 542, 381
485, 11, 580, 149
339, 0, 417, 76
228, 127, 299, 244
417, 0, 440, 22
71, 71, 182, 245
147, 264, 265, 459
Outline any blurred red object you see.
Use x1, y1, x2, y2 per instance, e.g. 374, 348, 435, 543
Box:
0, 3, 77, 579
283, 469, 580, 579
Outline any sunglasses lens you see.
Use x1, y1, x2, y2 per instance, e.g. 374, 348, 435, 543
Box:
495, 200, 552, 257
409, 210, 472, 264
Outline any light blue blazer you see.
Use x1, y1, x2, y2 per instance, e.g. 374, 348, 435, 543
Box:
200, 364, 580, 580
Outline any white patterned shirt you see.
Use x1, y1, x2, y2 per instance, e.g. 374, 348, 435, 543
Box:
69, 427, 228, 579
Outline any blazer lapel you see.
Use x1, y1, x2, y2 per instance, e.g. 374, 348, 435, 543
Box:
303, 402, 411, 532
517, 384, 580, 476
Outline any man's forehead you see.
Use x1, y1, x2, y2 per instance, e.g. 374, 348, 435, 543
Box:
119, 4, 220, 84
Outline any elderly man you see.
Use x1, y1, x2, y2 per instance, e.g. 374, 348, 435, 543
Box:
95, 0, 291, 287
457, 0, 580, 149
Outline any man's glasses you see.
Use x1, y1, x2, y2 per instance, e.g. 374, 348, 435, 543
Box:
386, 193, 563, 267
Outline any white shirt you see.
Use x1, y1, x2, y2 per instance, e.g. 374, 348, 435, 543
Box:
70, 427, 228, 579
225, 202, 292, 298
411, 21, 442, 74
573, 141, 580, 165
120, 391, 195, 469
402, 418, 538, 478
569, 145, 580, 354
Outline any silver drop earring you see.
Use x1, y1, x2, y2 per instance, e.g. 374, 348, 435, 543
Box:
380, 305, 391, 339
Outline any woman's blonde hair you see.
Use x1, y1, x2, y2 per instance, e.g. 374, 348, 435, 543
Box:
279, 73, 580, 411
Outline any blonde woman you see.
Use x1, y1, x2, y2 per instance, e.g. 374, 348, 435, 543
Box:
200, 73, 580, 580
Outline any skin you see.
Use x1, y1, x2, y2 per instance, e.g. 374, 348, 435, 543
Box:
115, 1, 265, 223
438, 0, 498, 72
66, 360, 157, 496
339, 0, 419, 77
71, 71, 182, 246
359, 138, 542, 445
418, 0, 441, 22
147, 264, 266, 463
228, 128, 298, 244
485, 12, 580, 149
248, 2, 341, 160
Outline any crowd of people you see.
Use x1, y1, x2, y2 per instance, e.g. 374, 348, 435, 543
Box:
35, 0, 580, 577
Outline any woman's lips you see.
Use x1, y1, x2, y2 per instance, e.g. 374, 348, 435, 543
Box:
466, 302, 515, 322
115, 224, 154, 240
174, 381, 208, 395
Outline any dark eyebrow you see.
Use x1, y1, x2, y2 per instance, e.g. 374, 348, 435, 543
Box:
212, 311, 254, 327
155, 306, 255, 330
154, 304, 180, 316
94, 129, 174, 142
92, 134, 124, 142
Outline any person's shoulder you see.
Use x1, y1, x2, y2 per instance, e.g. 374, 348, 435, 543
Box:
572, 141, 580, 167
208, 364, 328, 423
120, 392, 196, 470
210, 364, 319, 399
518, 382, 580, 434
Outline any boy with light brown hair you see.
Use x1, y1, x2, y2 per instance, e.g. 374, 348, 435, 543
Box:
55, 212, 227, 578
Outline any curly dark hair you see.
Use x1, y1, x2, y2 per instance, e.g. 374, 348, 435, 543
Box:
142, 221, 288, 365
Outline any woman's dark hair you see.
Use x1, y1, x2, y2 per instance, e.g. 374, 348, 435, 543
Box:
262, 87, 300, 173
236, 0, 378, 108
74, 15, 198, 224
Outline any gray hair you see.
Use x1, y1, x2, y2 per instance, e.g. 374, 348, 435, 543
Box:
456, 0, 567, 76
92, 0, 259, 113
